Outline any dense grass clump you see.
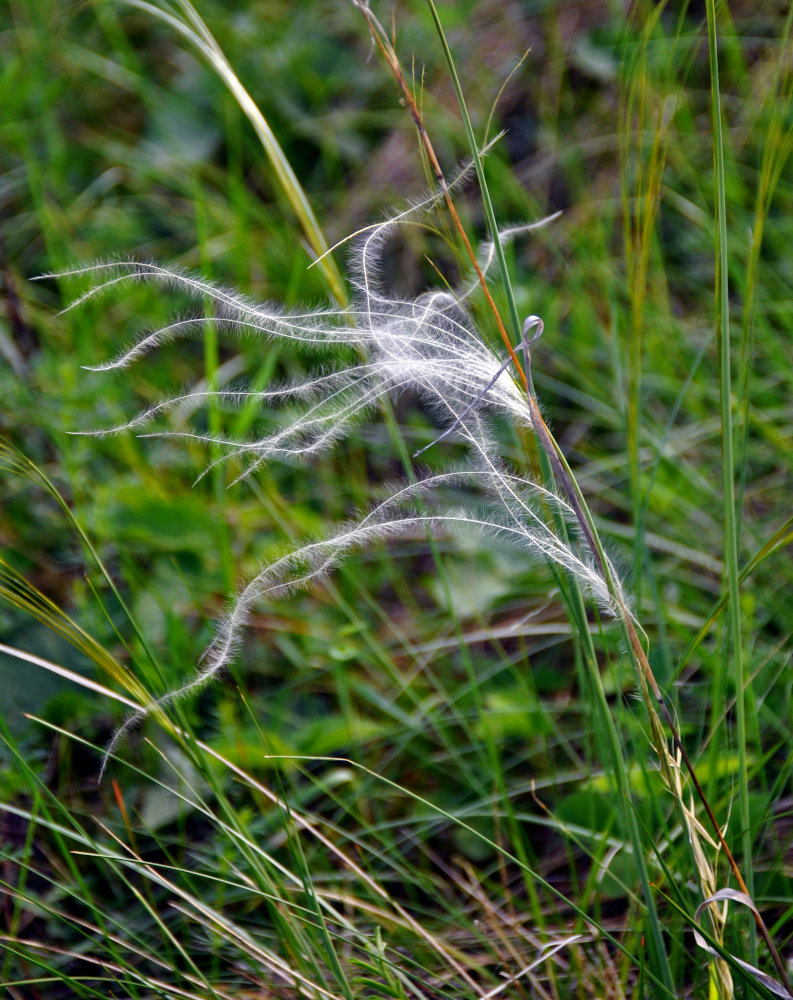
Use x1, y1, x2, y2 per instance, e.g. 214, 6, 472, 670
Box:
2, 1, 793, 997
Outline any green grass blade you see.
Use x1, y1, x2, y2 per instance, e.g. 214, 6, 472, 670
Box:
704, 0, 752, 919
121, 0, 348, 307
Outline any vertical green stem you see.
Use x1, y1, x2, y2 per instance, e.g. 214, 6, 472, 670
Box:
705, 0, 752, 919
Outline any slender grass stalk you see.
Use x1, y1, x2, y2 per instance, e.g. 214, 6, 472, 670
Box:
705, 0, 752, 933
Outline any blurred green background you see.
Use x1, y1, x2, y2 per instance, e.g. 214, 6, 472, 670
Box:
2, 1, 793, 996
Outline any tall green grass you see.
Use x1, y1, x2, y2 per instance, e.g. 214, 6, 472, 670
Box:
2, 2, 793, 997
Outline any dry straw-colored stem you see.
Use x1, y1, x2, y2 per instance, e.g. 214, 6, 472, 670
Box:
622, 610, 791, 991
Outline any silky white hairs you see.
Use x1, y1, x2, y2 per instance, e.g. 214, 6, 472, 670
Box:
49, 189, 622, 775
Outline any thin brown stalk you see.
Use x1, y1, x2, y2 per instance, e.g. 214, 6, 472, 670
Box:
355, 1, 527, 390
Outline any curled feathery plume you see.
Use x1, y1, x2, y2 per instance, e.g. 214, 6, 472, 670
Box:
49, 191, 626, 775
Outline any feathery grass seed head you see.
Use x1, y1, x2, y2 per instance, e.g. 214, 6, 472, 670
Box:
60, 197, 618, 764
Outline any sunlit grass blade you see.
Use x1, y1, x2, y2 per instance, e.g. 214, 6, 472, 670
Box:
121, 0, 348, 307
